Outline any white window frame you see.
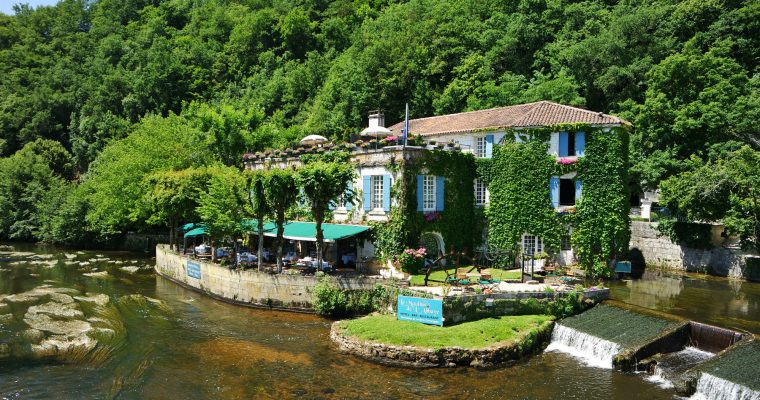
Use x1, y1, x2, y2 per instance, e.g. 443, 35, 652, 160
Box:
474, 179, 487, 206
522, 234, 543, 256
423, 175, 436, 211
371, 175, 383, 210
475, 136, 486, 158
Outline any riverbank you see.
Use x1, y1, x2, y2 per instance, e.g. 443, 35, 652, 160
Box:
154, 244, 380, 312
331, 314, 554, 368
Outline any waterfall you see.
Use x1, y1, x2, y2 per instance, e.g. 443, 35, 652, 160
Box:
646, 347, 714, 389
545, 324, 621, 369
691, 373, 760, 400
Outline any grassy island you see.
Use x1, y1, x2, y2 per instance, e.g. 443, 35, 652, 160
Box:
336, 314, 553, 349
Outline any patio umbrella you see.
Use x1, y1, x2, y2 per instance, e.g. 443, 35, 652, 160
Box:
299, 134, 329, 146
359, 125, 392, 138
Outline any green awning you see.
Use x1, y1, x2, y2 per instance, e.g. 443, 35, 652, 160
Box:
245, 220, 370, 243
178, 222, 200, 232
184, 226, 207, 237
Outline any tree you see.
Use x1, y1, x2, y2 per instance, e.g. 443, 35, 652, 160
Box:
244, 169, 270, 271
196, 166, 249, 262
142, 167, 213, 250
298, 159, 355, 269
82, 114, 208, 237
660, 145, 760, 252
0, 139, 73, 241
263, 168, 298, 272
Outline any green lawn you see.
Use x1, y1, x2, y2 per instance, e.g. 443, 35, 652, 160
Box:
336, 314, 553, 349
409, 267, 521, 286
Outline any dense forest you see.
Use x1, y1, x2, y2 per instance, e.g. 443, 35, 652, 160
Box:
0, 0, 758, 248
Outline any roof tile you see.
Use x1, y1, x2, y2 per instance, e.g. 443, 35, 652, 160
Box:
387, 101, 627, 136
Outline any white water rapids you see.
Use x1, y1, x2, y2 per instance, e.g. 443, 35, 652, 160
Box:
544, 324, 621, 369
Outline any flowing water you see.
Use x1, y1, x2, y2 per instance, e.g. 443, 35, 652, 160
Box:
692, 373, 760, 400
608, 269, 760, 335
646, 347, 714, 389
0, 244, 754, 399
544, 324, 621, 369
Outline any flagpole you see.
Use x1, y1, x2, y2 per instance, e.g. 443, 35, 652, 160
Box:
403, 102, 409, 148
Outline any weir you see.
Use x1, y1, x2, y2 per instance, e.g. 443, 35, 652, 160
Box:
546, 302, 758, 399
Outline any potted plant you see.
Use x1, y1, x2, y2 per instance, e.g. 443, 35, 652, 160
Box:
396, 247, 427, 274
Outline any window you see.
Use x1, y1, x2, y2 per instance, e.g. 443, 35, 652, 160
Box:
561, 235, 572, 251
522, 235, 543, 256
371, 175, 384, 210
474, 179, 487, 205
559, 132, 577, 156
559, 179, 576, 206
423, 175, 436, 211
475, 137, 486, 158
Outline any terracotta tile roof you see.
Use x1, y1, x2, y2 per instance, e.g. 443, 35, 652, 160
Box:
387, 101, 628, 137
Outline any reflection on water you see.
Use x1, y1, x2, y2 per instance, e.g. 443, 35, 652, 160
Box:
609, 270, 760, 334
0, 243, 679, 399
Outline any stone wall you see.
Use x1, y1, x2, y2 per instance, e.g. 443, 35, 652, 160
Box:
442, 289, 609, 324
154, 245, 380, 311
329, 319, 554, 368
630, 221, 750, 279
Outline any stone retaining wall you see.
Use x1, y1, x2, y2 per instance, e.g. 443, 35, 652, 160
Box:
329, 319, 554, 368
630, 221, 750, 279
155, 245, 379, 311
443, 289, 609, 324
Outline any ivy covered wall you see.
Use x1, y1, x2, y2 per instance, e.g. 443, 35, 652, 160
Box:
573, 127, 631, 278
372, 150, 480, 260
483, 124, 630, 278
486, 139, 562, 254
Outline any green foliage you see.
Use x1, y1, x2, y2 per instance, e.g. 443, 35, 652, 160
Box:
82, 114, 209, 237
298, 159, 355, 264
373, 150, 478, 261
0, 140, 71, 241
573, 127, 631, 279
313, 279, 386, 317
659, 145, 760, 252
657, 221, 714, 250
487, 139, 561, 254
263, 168, 299, 269
196, 166, 250, 247
1, 0, 759, 244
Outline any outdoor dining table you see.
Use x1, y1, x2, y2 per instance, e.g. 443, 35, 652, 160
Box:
466, 272, 482, 282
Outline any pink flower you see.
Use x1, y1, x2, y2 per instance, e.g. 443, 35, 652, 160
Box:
557, 157, 578, 165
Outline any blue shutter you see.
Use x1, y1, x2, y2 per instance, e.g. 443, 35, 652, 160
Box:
558, 132, 569, 157
362, 176, 371, 211
435, 176, 445, 211
575, 180, 582, 203
485, 134, 494, 158
550, 177, 560, 208
575, 131, 585, 157
345, 181, 353, 210
382, 175, 391, 212
416, 175, 424, 212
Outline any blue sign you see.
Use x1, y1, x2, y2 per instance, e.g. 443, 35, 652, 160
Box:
187, 261, 201, 279
615, 261, 632, 273
397, 295, 443, 326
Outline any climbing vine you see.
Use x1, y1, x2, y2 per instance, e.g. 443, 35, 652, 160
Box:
487, 139, 562, 254
573, 127, 630, 279
484, 124, 630, 279
372, 150, 479, 260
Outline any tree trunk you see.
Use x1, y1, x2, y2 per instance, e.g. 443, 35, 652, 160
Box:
257, 216, 265, 272
315, 217, 324, 271
276, 212, 285, 273
168, 226, 174, 251
211, 239, 217, 263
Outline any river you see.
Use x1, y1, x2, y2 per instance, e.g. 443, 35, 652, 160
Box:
1, 243, 756, 399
